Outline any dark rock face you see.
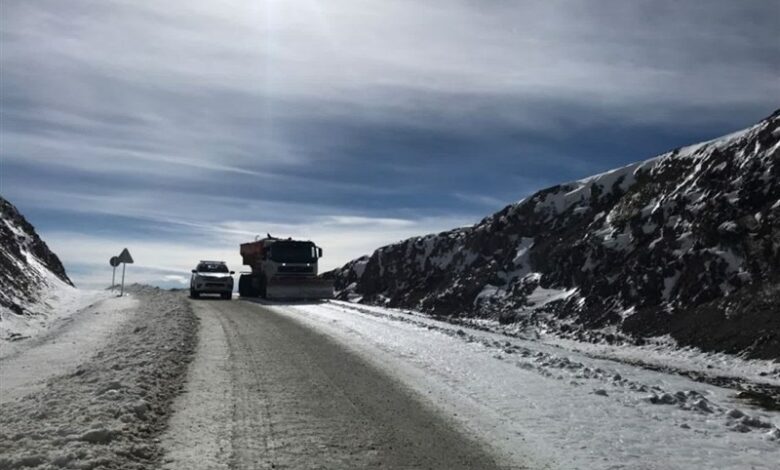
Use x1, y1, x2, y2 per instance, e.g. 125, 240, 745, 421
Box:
331, 110, 780, 359
0, 196, 73, 315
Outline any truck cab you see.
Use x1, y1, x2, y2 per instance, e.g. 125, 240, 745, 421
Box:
264, 240, 322, 277
238, 237, 332, 299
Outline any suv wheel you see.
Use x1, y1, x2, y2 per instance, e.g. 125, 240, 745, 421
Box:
221, 292, 231, 300
190, 289, 199, 299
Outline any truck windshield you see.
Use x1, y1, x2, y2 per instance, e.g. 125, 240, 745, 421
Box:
270, 242, 316, 263
198, 263, 228, 273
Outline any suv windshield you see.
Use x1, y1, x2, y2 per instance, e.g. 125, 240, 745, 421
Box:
197, 263, 228, 273
270, 242, 316, 263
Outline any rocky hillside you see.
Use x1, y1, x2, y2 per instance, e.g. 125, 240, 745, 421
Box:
1, 196, 74, 317
331, 110, 780, 359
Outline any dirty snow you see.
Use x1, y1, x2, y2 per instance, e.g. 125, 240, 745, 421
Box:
0, 287, 197, 470
0, 294, 138, 404
548, 335, 780, 389
160, 302, 232, 470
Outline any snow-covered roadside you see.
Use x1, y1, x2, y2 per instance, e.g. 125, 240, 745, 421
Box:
545, 335, 780, 389
0, 266, 110, 350
266, 300, 780, 470
351, 301, 780, 390
0, 294, 138, 405
0, 287, 197, 470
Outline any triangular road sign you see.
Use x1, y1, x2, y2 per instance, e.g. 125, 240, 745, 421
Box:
117, 248, 134, 264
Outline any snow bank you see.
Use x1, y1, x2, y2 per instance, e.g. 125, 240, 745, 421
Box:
0, 287, 197, 470
0, 294, 139, 404
0, 281, 112, 360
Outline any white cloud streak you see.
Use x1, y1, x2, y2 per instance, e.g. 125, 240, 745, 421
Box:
3, 0, 777, 176
2, 0, 777, 288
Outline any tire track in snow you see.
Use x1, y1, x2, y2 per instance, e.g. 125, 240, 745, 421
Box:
167, 298, 510, 469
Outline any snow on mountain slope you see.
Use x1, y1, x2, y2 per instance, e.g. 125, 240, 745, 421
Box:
331, 109, 780, 359
0, 196, 86, 341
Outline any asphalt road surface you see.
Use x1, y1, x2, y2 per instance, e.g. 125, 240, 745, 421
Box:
162, 297, 511, 470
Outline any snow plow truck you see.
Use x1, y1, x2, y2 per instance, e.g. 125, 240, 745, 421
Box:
238, 235, 334, 300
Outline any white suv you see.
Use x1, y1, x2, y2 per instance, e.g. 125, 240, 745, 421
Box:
190, 261, 234, 299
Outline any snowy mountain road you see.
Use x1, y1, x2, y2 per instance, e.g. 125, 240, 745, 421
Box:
163, 296, 780, 470
161, 298, 513, 470
2, 290, 778, 469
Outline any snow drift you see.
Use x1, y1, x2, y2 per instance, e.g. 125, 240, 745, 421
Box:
330, 110, 780, 359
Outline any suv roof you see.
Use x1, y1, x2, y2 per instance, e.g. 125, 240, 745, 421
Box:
198, 260, 226, 264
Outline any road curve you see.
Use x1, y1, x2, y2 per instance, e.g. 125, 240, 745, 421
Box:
163, 297, 509, 470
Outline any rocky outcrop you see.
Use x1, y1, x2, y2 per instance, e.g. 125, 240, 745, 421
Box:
0, 196, 73, 315
331, 110, 780, 359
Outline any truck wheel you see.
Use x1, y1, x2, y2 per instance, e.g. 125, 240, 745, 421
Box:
239, 275, 255, 297
259, 276, 267, 299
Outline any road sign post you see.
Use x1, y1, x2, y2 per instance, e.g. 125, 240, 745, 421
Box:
110, 256, 120, 290
116, 248, 134, 296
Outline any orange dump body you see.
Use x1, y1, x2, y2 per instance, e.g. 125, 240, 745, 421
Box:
240, 240, 268, 270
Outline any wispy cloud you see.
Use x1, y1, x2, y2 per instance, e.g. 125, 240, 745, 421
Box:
2, 0, 777, 286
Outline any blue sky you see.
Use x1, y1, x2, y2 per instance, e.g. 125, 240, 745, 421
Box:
1, 0, 778, 288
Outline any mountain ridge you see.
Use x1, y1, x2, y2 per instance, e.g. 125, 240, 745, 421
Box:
0, 196, 74, 317
330, 109, 780, 359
